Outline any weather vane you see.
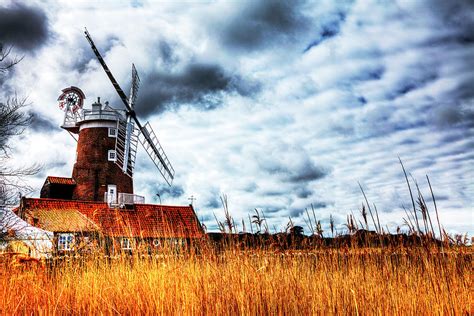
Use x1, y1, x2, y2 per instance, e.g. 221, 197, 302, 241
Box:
188, 195, 196, 206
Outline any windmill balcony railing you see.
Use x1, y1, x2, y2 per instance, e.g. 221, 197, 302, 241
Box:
82, 109, 125, 122
104, 192, 145, 207
63, 109, 126, 128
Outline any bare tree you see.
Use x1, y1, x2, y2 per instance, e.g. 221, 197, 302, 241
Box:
0, 97, 40, 206
0, 45, 40, 208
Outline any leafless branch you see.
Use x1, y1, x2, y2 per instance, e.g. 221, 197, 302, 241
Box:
0, 44, 24, 73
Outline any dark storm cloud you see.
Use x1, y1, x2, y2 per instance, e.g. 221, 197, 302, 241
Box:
289, 208, 304, 218
438, 129, 472, 144
295, 187, 312, 199
430, 101, 474, 129
304, 11, 347, 52
157, 41, 177, 66
243, 182, 258, 193
422, 0, 474, 111
288, 161, 328, 183
363, 67, 384, 82
263, 160, 328, 184
428, 0, 474, 37
451, 78, 474, 101
136, 63, 259, 116
73, 34, 121, 74
219, 1, 310, 51
204, 197, 220, 209
156, 183, 184, 199
29, 112, 58, 132
312, 202, 329, 209
202, 187, 222, 209
0, 3, 49, 51
261, 207, 283, 215
386, 69, 438, 101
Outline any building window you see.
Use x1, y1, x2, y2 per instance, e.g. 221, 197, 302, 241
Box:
108, 150, 116, 161
108, 128, 117, 138
121, 237, 132, 250
58, 233, 74, 251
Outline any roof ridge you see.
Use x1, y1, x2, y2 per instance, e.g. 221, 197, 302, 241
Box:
136, 203, 192, 208
24, 198, 193, 209
24, 197, 106, 205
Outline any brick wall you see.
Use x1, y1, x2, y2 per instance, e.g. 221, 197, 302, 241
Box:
72, 126, 133, 201
40, 183, 74, 199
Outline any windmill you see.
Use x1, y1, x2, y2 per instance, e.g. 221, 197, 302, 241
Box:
84, 29, 175, 186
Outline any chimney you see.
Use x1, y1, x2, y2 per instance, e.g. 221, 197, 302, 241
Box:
92, 97, 102, 112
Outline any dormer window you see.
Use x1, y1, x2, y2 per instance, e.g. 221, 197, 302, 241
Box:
108, 150, 116, 161
108, 128, 117, 137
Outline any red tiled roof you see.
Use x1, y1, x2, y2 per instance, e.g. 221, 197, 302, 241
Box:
34, 209, 99, 232
45, 176, 76, 185
18, 198, 204, 238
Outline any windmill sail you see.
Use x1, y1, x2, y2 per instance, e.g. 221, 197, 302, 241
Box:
84, 28, 175, 186
128, 64, 140, 108
114, 118, 139, 177
139, 122, 175, 185
122, 64, 140, 173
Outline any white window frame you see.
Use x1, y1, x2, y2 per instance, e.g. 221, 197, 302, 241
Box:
58, 233, 74, 251
108, 149, 116, 162
108, 127, 117, 138
121, 237, 133, 250
107, 184, 117, 205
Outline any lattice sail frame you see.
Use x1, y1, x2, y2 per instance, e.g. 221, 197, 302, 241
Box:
114, 118, 139, 178
128, 64, 140, 109
139, 122, 175, 186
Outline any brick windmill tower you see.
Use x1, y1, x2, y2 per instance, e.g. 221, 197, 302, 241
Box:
58, 87, 136, 203
40, 29, 175, 207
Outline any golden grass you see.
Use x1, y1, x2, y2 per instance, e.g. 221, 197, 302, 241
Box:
1, 244, 472, 315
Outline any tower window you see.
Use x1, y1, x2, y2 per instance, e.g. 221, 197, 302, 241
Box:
108, 128, 117, 137
108, 150, 116, 161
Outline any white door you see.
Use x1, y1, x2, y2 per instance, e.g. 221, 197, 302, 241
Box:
107, 185, 117, 204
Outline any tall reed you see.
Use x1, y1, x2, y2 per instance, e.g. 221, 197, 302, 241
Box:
1, 239, 471, 315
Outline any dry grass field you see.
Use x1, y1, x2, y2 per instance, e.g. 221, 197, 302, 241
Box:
1, 242, 472, 315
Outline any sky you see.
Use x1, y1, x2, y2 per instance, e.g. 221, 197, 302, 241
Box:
0, 0, 472, 235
